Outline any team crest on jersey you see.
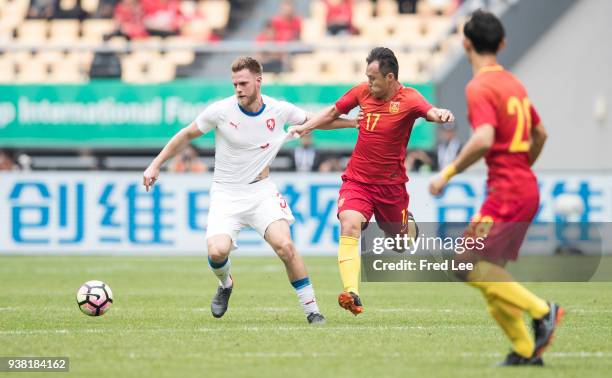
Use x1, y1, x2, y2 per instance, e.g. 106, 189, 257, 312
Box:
389, 101, 400, 114
266, 118, 276, 131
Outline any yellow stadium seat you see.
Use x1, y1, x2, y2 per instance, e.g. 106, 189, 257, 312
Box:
352, 0, 374, 30
37, 51, 66, 64
164, 50, 195, 66
290, 53, 322, 83
67, 51, 94, 71
319, 51, 359, 83
0, 0, 29, 33
121, 54, 147, 83
15, 58, 49, 83
0, 57, 16, 83
301, 18, 326, 43
81, 0, 99, 13
181, 20, 211, 41
376, 0, 398, 18
59, 0, 77, 11
199, 0, 230, 30
395, 14, 420, 43
17, 20, 48, 43
49, 60, 86, 83
49, 20, 80, 43
309, 0, 326, 24
81, 19, 115, 43
146, 60, 176, 83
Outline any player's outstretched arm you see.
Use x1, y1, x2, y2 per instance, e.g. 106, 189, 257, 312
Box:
143, 122, 203, 192
426, 107, 455, 124
288, 105, 342, 137
529, 122, 547, 166
314, 113, 358, 130
429, 124, 494, 196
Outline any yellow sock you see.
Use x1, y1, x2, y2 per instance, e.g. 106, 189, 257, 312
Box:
468, 261, 549, 319
487, 298, 535, 358
338, 236, 360, 295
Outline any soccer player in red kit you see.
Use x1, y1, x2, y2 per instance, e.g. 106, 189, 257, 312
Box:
429, 10, 563, 366
290, 47, 455, 315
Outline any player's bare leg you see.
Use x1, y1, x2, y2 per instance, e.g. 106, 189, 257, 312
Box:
207, 234, 234, 318
337, 210, 366, 315
265, 219, 325, 324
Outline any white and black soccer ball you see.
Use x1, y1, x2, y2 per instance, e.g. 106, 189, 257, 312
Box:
554, 193, 584, 219
76, 280, 113, 316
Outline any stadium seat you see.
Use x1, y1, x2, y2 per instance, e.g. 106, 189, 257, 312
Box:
49, 20, 80, 44
67, 51, 94, 72
17, 20, 49, 43
352, 0, 374, 30
15, 58, 49, 83
0, 0, 29, 34
181, 20, 212, 41
0, 57, 16, 83
309, 0, 327, 24
146, 60, 176, 83
59, 0, 78, 11
199, 0, 230, 30
37, 51, 66, 65
81, 0, 99, 14
288, 53, 321, 83
376, 0, 399, 17
49, 59, 86, 83
395, 15, 420, 42
121, 55, 146, 83
301, 18, 326, 43
81, 19, 115, 43
164, 49, 195, 66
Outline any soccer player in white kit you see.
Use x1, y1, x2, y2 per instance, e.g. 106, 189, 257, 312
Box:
143, 57, 356, 324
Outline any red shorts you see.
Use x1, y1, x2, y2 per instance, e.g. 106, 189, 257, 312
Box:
466, 192, 539, 262
338, 178, 409, 235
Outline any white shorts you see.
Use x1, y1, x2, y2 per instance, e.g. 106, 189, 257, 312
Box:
205, 178, 295, 248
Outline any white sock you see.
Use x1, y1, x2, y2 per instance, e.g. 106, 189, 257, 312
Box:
208, 256, 232, 288
292, 277, 319, 315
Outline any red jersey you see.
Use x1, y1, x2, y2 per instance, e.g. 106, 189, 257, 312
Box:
271, 15, 301, 41
335, 83, 433, 185
466, 65, 541, 196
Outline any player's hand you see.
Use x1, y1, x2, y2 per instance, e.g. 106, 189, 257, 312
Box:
434, 108, 455, 124
288, 125, 309, 138
143, 164, 160, 192
356, 110, 364, 129
429, 174, 448, 197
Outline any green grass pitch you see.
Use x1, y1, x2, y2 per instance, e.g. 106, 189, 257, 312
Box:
1, 256, 611, 377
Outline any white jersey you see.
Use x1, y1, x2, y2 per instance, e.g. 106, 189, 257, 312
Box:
195, 94, 306, 184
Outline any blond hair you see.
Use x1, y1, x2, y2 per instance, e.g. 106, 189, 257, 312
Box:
231, 56, 263, 75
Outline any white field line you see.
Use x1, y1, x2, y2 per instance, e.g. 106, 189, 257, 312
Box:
461, 351, 612, 358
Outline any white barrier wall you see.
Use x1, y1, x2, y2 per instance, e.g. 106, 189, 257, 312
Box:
0, 172, 610, 254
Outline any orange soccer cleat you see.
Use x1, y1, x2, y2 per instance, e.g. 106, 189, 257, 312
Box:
338, 291, 364, 316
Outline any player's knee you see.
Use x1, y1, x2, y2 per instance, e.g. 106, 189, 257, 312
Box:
274, 240, 296, 262
207, 242, 230, 262
340, 218, 361, 238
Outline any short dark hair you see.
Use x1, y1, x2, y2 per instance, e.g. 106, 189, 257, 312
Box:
463, 10, 505, 54
231, 56, 263, 75
366, 47, 399, 80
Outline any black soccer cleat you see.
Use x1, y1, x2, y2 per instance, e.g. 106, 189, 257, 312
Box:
498, 351, 544, 367
307, 312, 326, 325
532, 302, 565, 357
211, 283, 233, 318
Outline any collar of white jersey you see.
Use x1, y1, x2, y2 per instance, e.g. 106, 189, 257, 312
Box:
238, 102, 266, 117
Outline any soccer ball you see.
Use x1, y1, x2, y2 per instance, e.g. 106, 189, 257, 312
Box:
76, 280, 113, 316
554, 193, 584, 219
